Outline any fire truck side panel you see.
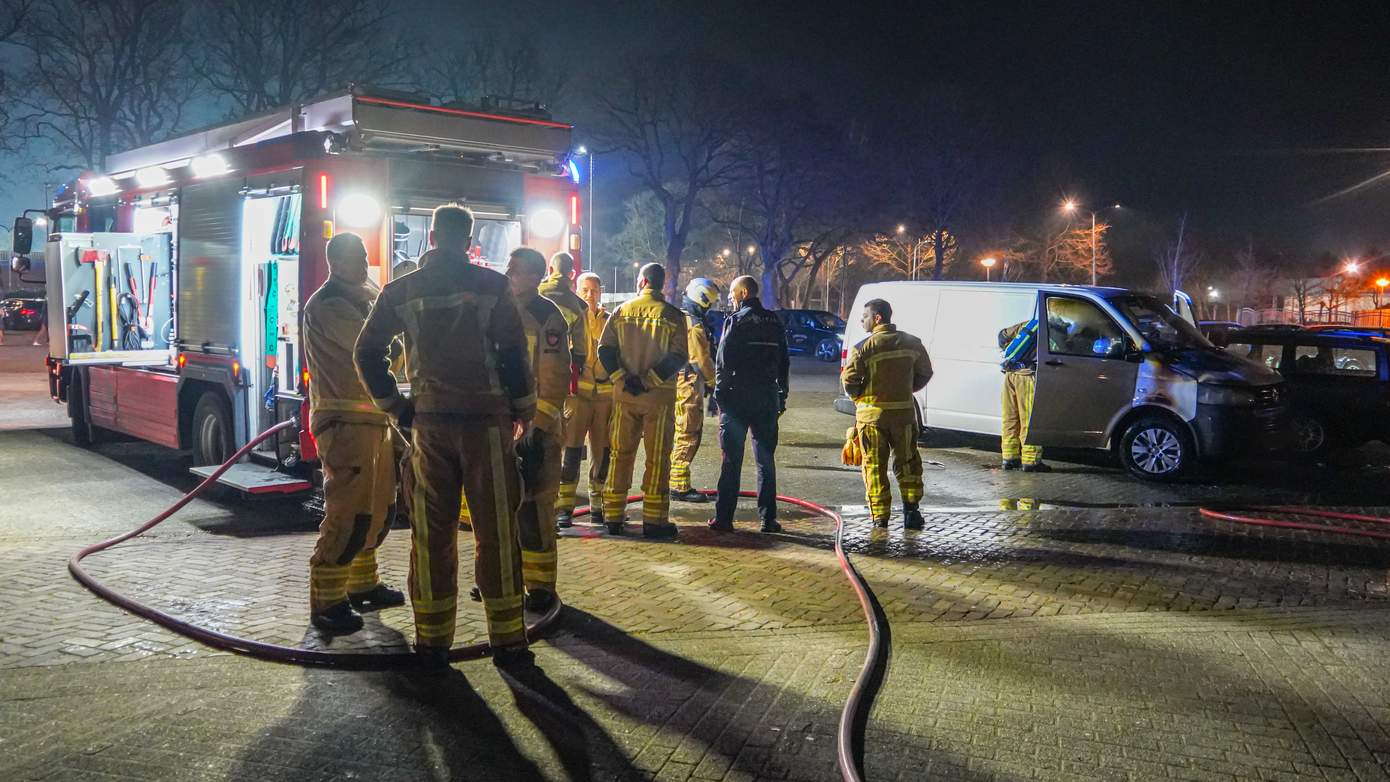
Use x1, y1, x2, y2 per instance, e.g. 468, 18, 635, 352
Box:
87, 367, 118, 429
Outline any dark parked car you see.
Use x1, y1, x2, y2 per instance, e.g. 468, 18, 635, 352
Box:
1221, 327, 1390, 455
1, 289, 45, 330
777, 308, 844, 362
1198, 320, 1242, 343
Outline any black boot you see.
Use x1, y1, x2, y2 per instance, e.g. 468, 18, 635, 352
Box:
348, 583, 406, 610
760, 519, 783, 534
671, 488, 709, 503
1022, 462, 1052, 473
871, 517, 890, 529
310, 600, 364, 635
606, 520, 625, 535
492, 643, 535, 669
589, 506, 605, 526
556, 510, 574, 529
1001, 459, 1022, 470
904, 506, 925, 531
642, 522, 679, 540
525, 588, 556, 612
415, 645, 452, 675
707, 517, 734, 532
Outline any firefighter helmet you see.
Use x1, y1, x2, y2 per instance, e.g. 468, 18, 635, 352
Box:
685, 278, 720, 311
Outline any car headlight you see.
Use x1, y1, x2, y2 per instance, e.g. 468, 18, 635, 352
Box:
1197, 384, 1256, 406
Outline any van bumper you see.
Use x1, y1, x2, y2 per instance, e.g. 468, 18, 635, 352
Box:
1192, 402, 1291, 459
833, 395, 855, 416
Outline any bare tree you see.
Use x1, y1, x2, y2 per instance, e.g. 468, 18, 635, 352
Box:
593, 55, 745, 298
0, 1, 32, 151
1001, 221, 1112, 282
195, 0, 405, 115
1153, 213, 1201, 293
17, 0, 195, 169
861, 228, 957, 280
417, 25, 567, 109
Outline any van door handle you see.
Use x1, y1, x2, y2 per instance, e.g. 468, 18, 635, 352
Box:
1044, 359, 1064, 366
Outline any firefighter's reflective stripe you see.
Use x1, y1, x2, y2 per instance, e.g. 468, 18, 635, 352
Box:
536, 399, 561, 422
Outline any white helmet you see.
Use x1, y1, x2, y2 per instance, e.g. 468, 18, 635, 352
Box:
685, 277, 720, 310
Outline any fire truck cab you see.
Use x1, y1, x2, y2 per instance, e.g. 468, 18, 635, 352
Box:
26, 87, 583, 494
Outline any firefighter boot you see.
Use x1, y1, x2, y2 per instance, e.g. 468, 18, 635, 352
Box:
349, 583, 406, 611
904, 504, 925, 531
311, 600, 364, 635
672, 488, 708, 504
525, 587, 556, 612
1022, 462, 1053, 473
1001, 458, 1022, 470
642, 522, 679, 540
556, 510, 574, 528
606, 520, 625, 535
492, 643, 536, 669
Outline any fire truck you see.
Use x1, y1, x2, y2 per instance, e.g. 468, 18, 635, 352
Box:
19, 86, 583, 494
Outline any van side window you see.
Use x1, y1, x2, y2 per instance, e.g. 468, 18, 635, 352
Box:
1226, 342, 1282, 371
1291, 345, 1377, 377
1044, 297, 1126, 357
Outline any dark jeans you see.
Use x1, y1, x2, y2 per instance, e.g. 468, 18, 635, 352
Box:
715, 404, 779, 525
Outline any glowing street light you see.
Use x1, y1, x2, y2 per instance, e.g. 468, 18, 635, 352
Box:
896, 224, 906, 235
1344, 260, 1362, 275
980, 256, 997, 282
1375, 277, 1390, 308
721, 248, 731, 257
746, 245, 756, 255
1061, 199, 1078, 213
1059, 199, 1121, 286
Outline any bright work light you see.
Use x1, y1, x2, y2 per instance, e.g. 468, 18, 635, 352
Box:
87, 176, 119, 196
136, 167, 170, 188
528, 208, 565, 239
192, 154, 229, 179
337, 193, 381, 228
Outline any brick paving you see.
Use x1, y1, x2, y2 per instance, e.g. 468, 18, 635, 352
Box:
6, 359, 1390, 780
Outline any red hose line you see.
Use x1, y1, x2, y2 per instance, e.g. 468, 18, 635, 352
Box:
70, 431, 883, 778
1199, 507, 1390, 541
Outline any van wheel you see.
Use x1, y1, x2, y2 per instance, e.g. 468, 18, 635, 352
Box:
1288, 414, 1331, 457
191, 392, 234, 466
1117, 415, 1193, 481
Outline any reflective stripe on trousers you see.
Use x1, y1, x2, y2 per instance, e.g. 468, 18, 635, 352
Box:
1000, 371, 1042, 464
857, 421, 923, 521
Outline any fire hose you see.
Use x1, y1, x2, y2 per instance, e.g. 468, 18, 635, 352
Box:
1200, 505, 1390, 540
69, 420, 886, 780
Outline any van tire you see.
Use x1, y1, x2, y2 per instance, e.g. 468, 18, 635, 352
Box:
1288, 413, 1331, 457
191, 392, 234, 467
1117, 415, 1194, 481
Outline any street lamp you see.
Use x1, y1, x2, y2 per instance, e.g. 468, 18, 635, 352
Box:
1344, 260, 1362, 275
574, 146, 596, 271
1060, 199, 1121, 286
1375, 277, 1389, 309
896, 224, 906, 235
980, 256, 997, 282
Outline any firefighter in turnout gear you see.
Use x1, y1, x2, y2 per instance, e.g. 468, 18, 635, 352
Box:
998, 318, 1049, 472
597, 263, 688, 538
841, 298, 934, 530
669, 277, 719, 503
302, 233, 406, 635
355, 204, 536, 669
556, 272, 613, 527
459, 248, 570, 611
538, 251, 588, 389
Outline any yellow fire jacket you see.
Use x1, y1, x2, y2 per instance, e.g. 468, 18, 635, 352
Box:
538, 272, 587, 376
576, 306, 613, 399
677, 311, 715, 400
841, 324, 934, 426
517, 290, 573, 433
355, 248, 535, 422
302, 277, 388, 435
597, 288, 688, 410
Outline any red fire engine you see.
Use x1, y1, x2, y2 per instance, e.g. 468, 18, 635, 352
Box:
24, 87, 583, 494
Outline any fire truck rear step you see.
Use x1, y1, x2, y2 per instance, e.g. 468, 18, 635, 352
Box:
189, 463, 311, 495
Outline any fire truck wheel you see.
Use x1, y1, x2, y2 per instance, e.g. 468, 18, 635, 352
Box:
191, 392, 233, 466
69, 373, 97, 446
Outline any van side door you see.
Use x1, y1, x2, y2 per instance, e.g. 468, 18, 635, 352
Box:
1028, 293, 1142, 448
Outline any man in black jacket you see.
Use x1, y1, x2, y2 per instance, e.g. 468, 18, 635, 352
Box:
708, 276, 790, 533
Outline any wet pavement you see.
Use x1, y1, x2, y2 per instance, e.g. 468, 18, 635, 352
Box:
3, 355, 1390, 780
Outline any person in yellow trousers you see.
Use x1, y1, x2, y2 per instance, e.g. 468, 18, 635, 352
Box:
669, 277, 719, 504
597, 262, 688, 538
301, 232, 405, 634
538, 251, 588, 384
459, 247, 570, 611
556, 272, 613, 527
355, 204, 536, 670
998, 318, 1050, 472
841, 298, 933, 530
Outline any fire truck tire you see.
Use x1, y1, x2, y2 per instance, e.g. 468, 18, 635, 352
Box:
191, 392, 234, 466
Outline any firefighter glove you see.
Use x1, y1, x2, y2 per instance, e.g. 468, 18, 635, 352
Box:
623, 375, 647, 396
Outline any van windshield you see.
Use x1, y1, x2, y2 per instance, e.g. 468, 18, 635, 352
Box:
1109, 295, 1212, 351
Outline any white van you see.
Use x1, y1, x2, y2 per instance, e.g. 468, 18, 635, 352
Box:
834, 282, 1288, 480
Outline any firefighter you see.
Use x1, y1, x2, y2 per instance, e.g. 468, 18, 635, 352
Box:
669, 277, 719, 503
538, 251, 588, 384
556, 272, 613, 528
998, 317, 1050, 472
841, 298, 933, 530
597, 262, 688, 538
302, 233, 405, 634
459, 247, 570, 611
355, 203, 536, 669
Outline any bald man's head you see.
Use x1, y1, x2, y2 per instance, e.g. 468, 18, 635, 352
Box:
548, 252, 576, 282
326, 232, 368, 285
638, 262, 665, 293
730, 275, 758, 307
